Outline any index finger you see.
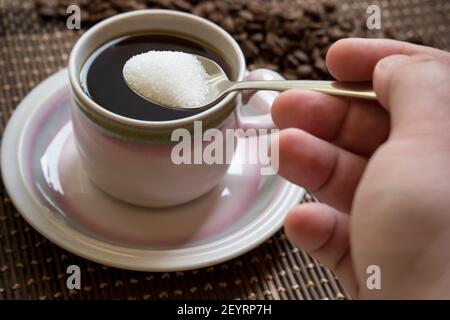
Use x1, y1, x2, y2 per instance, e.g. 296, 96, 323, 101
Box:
326, 38, 450, 81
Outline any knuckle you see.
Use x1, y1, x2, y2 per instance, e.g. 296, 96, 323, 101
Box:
280, 128, 302, 144
402, 54, 445, 73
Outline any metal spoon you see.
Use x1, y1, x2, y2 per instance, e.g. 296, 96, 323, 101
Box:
125, 54, 376, 111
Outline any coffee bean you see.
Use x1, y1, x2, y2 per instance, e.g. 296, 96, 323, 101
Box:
113, 0, 146, 10
304, 34, 317, 53
153, 0, 175, 9
235, 32, 248, 41
311, 48, 323, 61
239, 10, 254, 21
241, 40, 259, 59
293, 50, 310, 64
250, 33, 264, 43
285, 54, 299, 67
323, 1, 336, 13
36, 0, 58, 18
87, 2, 111, 14
304, 6, 322, 21
328, 27, 346, 41
233, 17, 246, 32
246, 22, 263, 33
173, 0, 193, 11
59, 0, 83, 6
191, 3, 207, 16
229, 2, 244, 12
283, 21, 306, 37
311, 72, 321, 80
56, 6, 68, 17
214, 1, 230, 13
265, 17, 281, 31
246, 1, 267, 17
284, 69, 298, 80
221, 16, 235, 33
297, 65, 313, 78
88, 9, 118, 22
317, 35, 330, 47
266, 32, 287, 56
313, 29, 327, 37
281, 10, 304, 21
338, 19, 354, 31
202, 1, 216, 13
308, 21, 325, 30
314, 58, 328, 74
37, 5, 57, 18
208, 11, 223, 24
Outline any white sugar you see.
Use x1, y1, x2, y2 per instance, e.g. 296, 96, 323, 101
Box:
123, 51, 216, 108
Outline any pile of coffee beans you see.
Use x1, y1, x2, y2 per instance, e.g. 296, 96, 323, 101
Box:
37, 0, 148, 22
37, 0, 427, 80
185, 0, 352, 80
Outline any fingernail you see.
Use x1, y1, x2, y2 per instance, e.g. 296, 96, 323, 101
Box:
377, 54, 409, 70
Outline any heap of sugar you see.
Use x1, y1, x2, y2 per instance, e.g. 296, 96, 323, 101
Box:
123, 50, 216, 108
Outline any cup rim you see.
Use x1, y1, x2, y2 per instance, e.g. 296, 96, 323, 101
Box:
68, 9, 246, 129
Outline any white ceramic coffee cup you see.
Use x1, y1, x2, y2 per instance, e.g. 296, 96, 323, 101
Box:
68, 10, 282, 207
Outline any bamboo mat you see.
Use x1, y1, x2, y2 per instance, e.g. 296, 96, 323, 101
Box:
0, 0, 448, 300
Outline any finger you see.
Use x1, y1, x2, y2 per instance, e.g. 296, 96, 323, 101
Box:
326, 38, 450, 81
272, 89, 389, 156
284, 202, 357, 296
373, 54, 450, 135
273, 128, 366, 212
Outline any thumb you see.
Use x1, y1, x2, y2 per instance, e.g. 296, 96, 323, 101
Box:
373, 54, 450, 136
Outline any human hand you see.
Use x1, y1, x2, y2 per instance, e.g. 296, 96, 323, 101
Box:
271, 38, 450, 299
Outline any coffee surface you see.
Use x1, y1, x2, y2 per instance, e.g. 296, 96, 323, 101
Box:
80, 34, 229, 121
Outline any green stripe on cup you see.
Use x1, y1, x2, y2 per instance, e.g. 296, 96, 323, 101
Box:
73, 95, 236, 143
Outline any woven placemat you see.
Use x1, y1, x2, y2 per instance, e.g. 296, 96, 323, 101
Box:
0, 0, 448, 300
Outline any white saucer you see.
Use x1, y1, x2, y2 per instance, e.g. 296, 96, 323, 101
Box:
1, 69, 304, 271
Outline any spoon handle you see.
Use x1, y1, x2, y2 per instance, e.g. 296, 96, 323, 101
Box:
230, 80, 376, 100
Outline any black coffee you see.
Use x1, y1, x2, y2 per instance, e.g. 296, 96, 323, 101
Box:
80, 33, 230, 121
